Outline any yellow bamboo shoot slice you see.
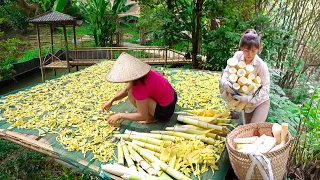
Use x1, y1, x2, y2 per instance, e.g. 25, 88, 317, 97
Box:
132, 140, 162, 152
237, 69, 246, 77
228, 99, 240, 109
247, 73, 255, 80
229, 74, 238, 83
247, 84, 257, 95
235, 102, 247, 112
237, 77, 247, 86
246, 78, 252, 85
253, 76, 261, 84
281, 123, 288, 142
117, 143, 124, 165
236, 61, 246, 69
245, 65, 254, 75
232, 83, 240, 91
227, 58, 238, 67
130, 146, 192, 180
239, 85, 248, 94
228, 67, 237, 74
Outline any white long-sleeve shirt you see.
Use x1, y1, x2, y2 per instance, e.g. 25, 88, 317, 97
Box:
220, 51, 270, 113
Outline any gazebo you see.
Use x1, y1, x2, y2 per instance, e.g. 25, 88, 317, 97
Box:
28, 11, 82, 81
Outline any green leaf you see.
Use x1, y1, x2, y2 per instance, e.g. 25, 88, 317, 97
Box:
53, 0, 68, 12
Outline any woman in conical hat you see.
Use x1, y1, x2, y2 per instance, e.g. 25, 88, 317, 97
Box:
102, 52, 178, 124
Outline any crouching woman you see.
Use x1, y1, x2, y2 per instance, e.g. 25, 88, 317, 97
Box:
102, 52, 178, 125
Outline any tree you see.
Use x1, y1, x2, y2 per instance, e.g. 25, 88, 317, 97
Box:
80, 0, 131, 47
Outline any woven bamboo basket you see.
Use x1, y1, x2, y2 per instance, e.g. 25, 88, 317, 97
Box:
226, 122, 293, 180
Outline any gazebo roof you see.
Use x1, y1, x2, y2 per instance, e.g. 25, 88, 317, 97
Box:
28, 11, 80, 25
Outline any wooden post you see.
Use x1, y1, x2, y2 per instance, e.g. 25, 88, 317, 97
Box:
73, 25, 77, 50
36, 24, 45, 81
63, 25, 70, 72
73, 25, 78, 71
165, 48, 168, 66
50, 25, 56, 76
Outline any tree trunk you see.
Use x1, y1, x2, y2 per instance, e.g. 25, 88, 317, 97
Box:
16, 0, 43, 16
191, 0, 204, 69
166, 0, 174, 48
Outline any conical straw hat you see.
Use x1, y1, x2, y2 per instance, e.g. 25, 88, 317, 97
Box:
106, 52, 151, 82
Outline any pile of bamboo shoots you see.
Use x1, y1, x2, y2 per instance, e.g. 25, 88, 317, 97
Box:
101, 109, 233, 179
234, 123, 289, 153
225, 58, 262, 112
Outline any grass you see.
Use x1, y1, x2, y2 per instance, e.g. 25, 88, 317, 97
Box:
122, 27, 140, 44
0, 139, 95, 179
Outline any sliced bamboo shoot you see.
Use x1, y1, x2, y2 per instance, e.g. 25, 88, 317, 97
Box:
247, 73, 255, 80
117, 142, 124, 165
125, 130, 183, 142
237, 77, 248, 86
245, 65, 254, 75
228, 67, 237, 74
228, 98, 240, 109
122, 143, 136, 170
253, 76, 261, 84
237, 69, 246, 77
114, 134, 172, 146
127, 145, 157, 175
233, 83, 240, 91
246, 79, 252, 85
229, 74, 238, 83
272, 123, 282, 145
239, 85, 248, 94
130, 146, 192, 180
126, 141, 161, 158
237, 61, 246, 69
177, 115, 224, 131
281, 123, 288, 142
227, 58, 238, 67
235, 102, 247, 112
150, 130, 220, 145
132, 140, 162, 152
257, 136, 276, 153
165, 126, 226, 141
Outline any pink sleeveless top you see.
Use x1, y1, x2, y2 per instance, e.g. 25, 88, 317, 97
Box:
132, 70, 174, 106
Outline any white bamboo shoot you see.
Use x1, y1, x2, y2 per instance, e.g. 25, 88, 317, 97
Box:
227, 58, 238, 67
245, 65, 254, 75
237, 61, 246, 69
237, 69, 246, 77
253, 76, 261, 84
228, 67, 237, 74
237, 76, 248, 86
229, 74, 238, 83
239, 85, 248, 94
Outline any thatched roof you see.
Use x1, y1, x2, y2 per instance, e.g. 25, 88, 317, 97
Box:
28, 11, 80, 25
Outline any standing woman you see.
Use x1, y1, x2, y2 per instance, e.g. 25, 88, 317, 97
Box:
219, 29, 270, 124
102, 52, 178, 125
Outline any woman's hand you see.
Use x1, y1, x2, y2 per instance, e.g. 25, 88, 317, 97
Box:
102, 99, 113, 112
107, 113, 122, 124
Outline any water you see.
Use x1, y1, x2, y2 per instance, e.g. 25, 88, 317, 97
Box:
0, 66, 87, 95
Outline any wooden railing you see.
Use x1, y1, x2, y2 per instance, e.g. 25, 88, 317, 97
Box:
67, 46, 191, 66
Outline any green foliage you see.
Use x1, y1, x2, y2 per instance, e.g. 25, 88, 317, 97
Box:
53, 0, 68, 12
0, 4, 28, 31
0, 38, 28, 80
289, 90, 320, 177
139, 5, 185, 47
0, 140, 89, 179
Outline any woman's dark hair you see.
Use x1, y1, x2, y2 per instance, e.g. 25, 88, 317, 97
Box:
132, 75, 146, 85
239, 29, 261, 50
